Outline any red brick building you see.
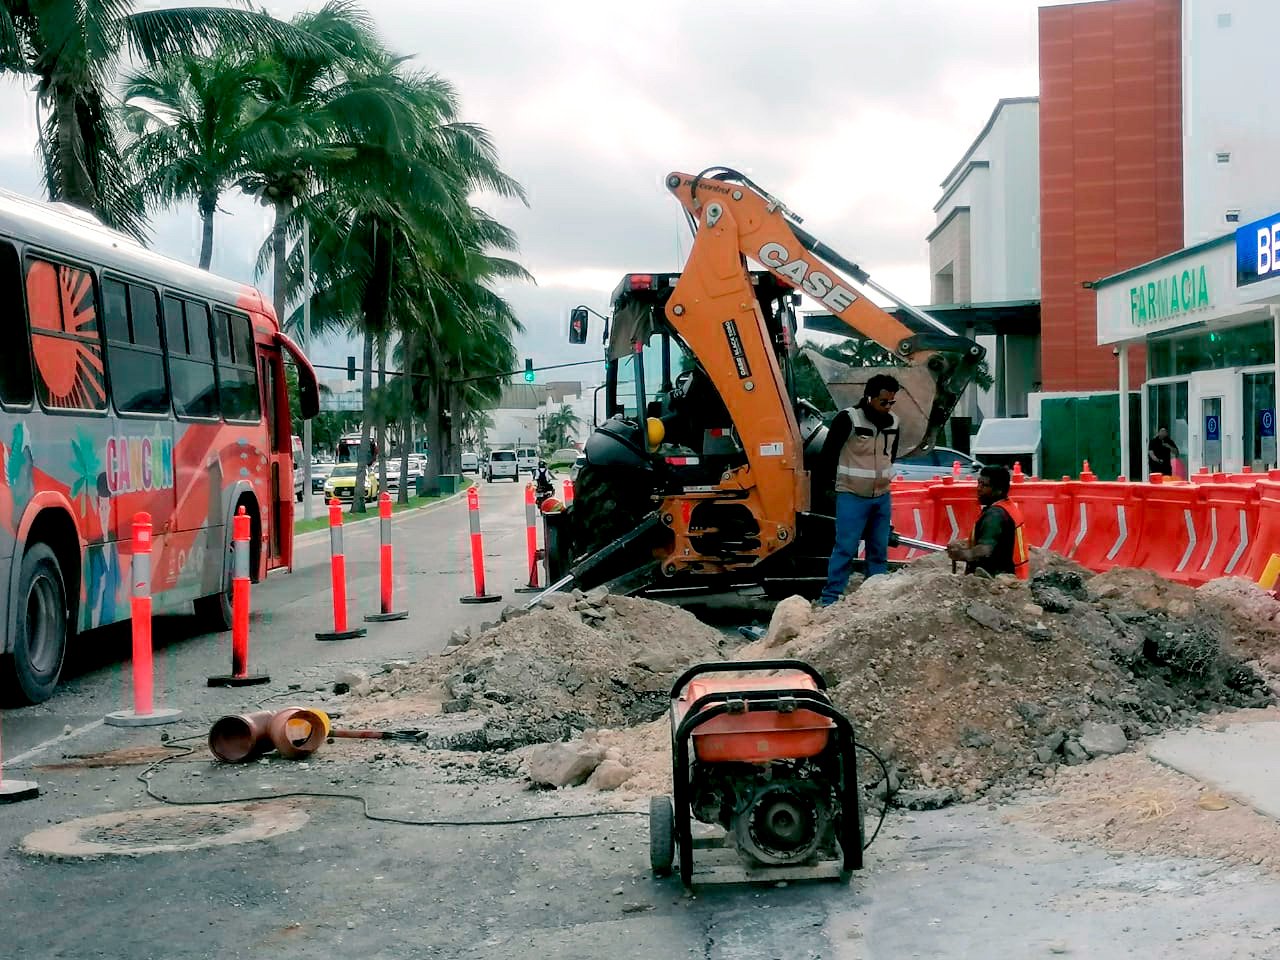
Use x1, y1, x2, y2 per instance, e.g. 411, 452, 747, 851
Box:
1038, 0, 1182, 390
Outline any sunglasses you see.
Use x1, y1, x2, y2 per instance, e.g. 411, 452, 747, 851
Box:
873, 397, 896, 406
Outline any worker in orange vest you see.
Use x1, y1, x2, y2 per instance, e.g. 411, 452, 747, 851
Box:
946, 465, 1029, 580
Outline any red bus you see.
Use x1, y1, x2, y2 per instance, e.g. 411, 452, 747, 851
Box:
0, 192, 318, 703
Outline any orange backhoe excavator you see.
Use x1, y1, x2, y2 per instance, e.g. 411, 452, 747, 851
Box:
550, 167, 985, 597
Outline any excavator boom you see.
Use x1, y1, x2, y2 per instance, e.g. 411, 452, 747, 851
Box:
666, 168, 985, 456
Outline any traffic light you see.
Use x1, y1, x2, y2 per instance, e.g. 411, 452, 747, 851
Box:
346, 355, 356, 381
523, 358, 535, 382
568, 307, 589, 345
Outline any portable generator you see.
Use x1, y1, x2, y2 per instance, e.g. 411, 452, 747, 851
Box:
649, 659, 865, 887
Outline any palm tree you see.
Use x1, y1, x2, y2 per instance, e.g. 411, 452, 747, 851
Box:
0, 0, 312, 237
122, 51, 271, 269
544, 404, 583, 449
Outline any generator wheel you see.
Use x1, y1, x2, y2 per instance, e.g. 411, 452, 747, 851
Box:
649, 795, 675, 876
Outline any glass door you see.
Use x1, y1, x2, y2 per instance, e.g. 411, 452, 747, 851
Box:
1189, 370, 1243, 474
1243, 370, 1277, 470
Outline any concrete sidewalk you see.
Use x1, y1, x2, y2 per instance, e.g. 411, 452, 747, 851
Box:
1150, 720, 1280, 821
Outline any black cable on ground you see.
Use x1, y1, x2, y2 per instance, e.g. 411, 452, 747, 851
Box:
854, 741, 891, 850
137, 738, 647, 827
142, 734, 894, 850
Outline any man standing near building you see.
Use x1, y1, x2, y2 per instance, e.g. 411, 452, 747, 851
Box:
946, 465, 1029, 579
1148, 425, 1179, 477
818, 374, 900, 606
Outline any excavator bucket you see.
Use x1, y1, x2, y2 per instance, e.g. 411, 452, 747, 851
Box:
802, 348, 970, 457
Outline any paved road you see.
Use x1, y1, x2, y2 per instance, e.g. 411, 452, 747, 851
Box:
0, 475, 534, 761
4, 477, 1280, 958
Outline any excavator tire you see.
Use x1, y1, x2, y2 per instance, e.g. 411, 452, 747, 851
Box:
571, 462, 658, 566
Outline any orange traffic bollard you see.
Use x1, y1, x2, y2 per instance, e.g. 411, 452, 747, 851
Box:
210, 506, 271, 684
1012, 461, 1026, 483
952, 460, 962, 479
365, 492, 408, 622
563, 479, 575, 506
317, 498, 367, 640
515, 483, 542, 593
460, 486, 502, 604
108, 513, 185, 719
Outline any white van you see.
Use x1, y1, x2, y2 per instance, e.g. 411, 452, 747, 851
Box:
487, 450, 519, 482
460, 451, 479, 473
516, 446, 539, 474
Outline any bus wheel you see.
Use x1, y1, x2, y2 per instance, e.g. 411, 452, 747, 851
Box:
194, 528, 236, 632
0, 543, 68, 705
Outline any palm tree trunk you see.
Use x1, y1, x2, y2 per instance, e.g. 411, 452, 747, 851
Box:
271, 196, 293, 323
51, 86, 96, 210
353, 325, 374, 514
198, 200, 216, 271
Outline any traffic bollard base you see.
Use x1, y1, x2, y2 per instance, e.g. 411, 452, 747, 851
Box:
314, 628, 367, 641
513, 585, 543, 594
207, 673, 271, 687
104, 707, 183, 727
0, 780, 39, 803
459, 593, 503, 604
364, 611, 409, 622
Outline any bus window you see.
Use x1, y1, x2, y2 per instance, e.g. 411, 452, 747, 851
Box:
0, 241, 32, 405
168, 297, 219, 419
214, 309, 260, 422
24, 257, 106, 411
103, 278, 169, 415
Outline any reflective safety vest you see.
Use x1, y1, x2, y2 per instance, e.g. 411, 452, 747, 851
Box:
972, 498, 1029, 580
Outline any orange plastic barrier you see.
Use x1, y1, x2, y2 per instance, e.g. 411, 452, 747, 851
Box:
887, 481, 937, 562
1190, 482, 1260, 585
1009, 480, 1074, 555
927, 478, 981, 549
1128, 483, 1207, 580
1063, 481, 1144, 571
1244, 479, 1280, 581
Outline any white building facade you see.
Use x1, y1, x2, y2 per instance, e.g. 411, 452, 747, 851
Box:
928, 97, 1041, 419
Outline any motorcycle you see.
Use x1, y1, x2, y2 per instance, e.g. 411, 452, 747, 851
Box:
534, 471, 556, 508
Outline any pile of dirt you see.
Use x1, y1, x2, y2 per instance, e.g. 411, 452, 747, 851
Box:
355, 590, 726, 749
740, 557, 1273, 802
1193, 577, 1280, 672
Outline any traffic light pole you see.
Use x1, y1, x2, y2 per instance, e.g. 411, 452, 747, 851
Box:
316, 357, 605, 386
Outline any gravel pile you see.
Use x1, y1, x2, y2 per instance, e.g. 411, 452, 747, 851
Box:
742, 554, 1274, 805
362, 589, 726, 749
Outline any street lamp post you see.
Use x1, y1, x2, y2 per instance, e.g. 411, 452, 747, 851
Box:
302, 218, 313, 521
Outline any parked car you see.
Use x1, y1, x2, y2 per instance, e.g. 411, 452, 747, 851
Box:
293, 464, 305, 501
894, 446, 982, 481
324, 463, 378, 501
487, 449, 519, 482
570, 453, 586, 482
460, 451, 479, 473
516, 446, 538, 474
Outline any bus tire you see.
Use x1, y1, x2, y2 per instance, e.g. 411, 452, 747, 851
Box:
0, 543, 68, 705
194, 518, 238, 632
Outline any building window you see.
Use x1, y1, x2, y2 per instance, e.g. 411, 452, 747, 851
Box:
1217, 13, 1231, 27
1216, 152, 1231, 163
1149, 319, 1276, 378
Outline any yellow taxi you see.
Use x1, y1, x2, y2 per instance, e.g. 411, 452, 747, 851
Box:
323, 462, 378, 502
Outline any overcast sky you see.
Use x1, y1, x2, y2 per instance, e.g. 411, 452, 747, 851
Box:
0, 0, 1070, 381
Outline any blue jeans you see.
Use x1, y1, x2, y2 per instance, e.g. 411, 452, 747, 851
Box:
820, 491, 892, 605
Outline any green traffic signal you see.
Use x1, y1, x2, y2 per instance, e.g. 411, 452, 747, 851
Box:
524, 358, 535, 382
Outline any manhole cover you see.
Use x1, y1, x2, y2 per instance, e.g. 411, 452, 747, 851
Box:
21, 802, 308, 859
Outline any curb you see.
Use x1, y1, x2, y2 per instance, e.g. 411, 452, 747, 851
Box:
293, 481, 476, 549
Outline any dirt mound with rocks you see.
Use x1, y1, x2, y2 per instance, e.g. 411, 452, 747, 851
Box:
360, 590, 727, 749
742, 558, 1272, 804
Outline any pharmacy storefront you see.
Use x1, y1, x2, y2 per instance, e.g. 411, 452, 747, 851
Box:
1095, 218, 1280, 476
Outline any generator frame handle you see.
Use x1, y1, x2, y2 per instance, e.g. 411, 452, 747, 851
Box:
670, 692, 863, 887
668, 659, 828, 699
